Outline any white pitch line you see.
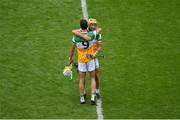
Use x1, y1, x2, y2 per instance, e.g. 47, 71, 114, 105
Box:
96, 98, 104, 120
81, 0, 88, 20
80, 0, 104, 119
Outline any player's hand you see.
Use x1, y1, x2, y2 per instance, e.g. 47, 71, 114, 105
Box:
91, 54, 96, 59
86, 54, 96, 59
83, 35, 91, 40
86, 54, 92, 59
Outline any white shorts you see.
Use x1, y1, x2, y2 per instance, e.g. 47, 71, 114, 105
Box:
78, 60, 96, 72
94, 58, 99, 69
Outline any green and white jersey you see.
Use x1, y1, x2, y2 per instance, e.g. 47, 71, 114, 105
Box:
96, 34, 102, 41
72, 31, 97, 63
72, 31, 96, 42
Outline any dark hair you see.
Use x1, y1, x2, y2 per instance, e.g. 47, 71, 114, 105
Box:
80, 19, 88, 30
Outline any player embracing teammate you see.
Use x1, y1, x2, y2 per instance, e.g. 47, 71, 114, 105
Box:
69, 19, 102, 105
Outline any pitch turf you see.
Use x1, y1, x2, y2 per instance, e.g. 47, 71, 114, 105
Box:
0, 0, 180, 119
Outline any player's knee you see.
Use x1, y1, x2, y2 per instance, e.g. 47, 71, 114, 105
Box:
95, 72, 99, 78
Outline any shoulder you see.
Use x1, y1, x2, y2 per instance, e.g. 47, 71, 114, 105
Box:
72, 35, 84, 43
96, 33, 102, 41
88, 31, 96, 36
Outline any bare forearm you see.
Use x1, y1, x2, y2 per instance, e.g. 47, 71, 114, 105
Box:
96, 27, 102, 34
72, 29, 91, 40
94, 42, 103, 56
69, 44, 75, 64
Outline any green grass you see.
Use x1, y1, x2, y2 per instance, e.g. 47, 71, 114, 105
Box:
88, 0, 180, 118
0, 0, 96, 118
0, 0, 180, 119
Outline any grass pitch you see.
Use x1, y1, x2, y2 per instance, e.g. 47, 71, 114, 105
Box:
0, 0, 180, 119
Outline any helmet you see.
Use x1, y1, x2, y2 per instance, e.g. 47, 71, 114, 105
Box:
88, 19, 97, 31
88, 18, 97, 25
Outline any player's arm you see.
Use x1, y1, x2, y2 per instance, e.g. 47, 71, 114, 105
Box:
96, 27, 102, 34
69, 43, 76, 65
93, 41, 103, 58
72, 29, 91, 40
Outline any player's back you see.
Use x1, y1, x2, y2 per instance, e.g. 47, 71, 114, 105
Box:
72, 31, 97, 63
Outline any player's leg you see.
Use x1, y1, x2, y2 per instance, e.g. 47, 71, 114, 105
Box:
78, 62, 87, 104
95, 69, 99, 90
95, 68, 101, 99
79, 71, 85, 95
94, 58, 101, 99
79, 71, 86, 104
89, 70, 96, 105
83, 77, 86, 98
87, 60, 96, 105
74, 62, 86, 97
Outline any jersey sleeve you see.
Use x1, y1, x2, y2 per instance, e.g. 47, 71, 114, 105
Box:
96, 34, 102, 41
87, 31, 97, 40
72, 36, 76, 43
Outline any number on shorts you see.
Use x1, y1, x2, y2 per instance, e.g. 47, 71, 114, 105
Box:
82, 41, 89, 49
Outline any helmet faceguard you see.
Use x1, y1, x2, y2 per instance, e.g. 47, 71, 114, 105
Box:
88, 19, 97, 31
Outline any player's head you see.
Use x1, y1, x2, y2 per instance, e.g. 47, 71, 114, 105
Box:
88, 18, 97, 31
80, 19, 88, 30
